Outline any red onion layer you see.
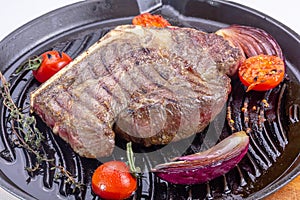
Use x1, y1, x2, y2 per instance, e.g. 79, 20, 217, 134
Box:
151, 131, 249, 185
216, 25, 283, 59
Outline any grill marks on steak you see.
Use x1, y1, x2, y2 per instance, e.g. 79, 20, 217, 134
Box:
30, 25, 243, 158
114, 48, 227, 146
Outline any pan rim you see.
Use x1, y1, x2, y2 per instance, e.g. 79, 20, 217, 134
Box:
0, 0, 299, 199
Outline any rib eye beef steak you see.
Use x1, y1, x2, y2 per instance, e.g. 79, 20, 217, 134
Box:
30, 25, 243, 158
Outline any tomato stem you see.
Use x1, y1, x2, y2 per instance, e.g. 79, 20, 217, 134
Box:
15, 56, 42, 74
27, 56, 43, 71
126, 142, 141, 178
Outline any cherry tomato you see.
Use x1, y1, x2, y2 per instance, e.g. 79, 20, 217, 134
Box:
132, 13, 171, 28
31, 51, 72, 83
92, 161, 137, 200
238, 54, 285, 92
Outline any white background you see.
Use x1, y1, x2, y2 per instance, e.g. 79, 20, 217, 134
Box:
0, 0, 299, 199
0, 0, 299, 42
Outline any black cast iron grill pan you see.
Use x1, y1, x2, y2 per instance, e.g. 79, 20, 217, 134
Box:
0, 1, 299, 199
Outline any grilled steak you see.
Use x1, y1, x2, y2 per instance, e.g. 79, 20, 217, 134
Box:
30, 25, 243, 158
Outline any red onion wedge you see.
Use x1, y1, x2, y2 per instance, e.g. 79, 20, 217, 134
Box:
216, 25, 283, 59
151, 131, 249, 185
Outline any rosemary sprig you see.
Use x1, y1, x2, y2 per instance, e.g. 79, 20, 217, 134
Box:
0, 71, 83, 192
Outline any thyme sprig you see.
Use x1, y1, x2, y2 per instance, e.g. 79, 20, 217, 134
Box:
52, 165, 85, 193
0, 71, 83, 192
0, 73, 44, 159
